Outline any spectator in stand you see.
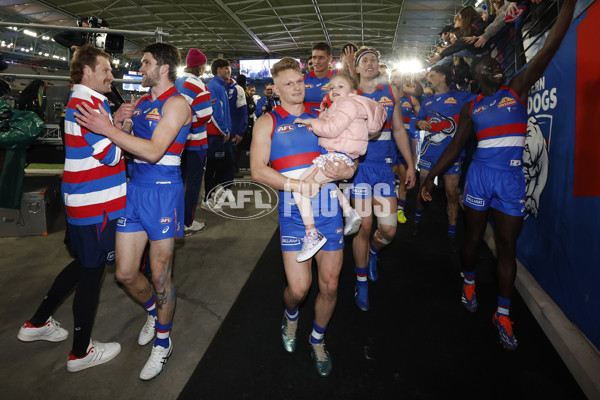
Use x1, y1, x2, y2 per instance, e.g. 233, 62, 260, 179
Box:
429, 6, 488, 66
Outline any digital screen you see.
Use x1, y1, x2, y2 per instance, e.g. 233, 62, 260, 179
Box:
239, 59, 300, 79
122, 74, 149, 92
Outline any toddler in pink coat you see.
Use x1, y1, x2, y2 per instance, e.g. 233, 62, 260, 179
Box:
293, 74, 387, 262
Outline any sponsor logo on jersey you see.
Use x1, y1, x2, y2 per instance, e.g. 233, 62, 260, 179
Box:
282, 236, 301, 246
133, 109, 141, 117
162, 226, 169, 234
146, 108, 162, 121
473, 105, 487, 114
444, 97, 457, 104
160, 217, 172, 224
277, 124, 295, 133
465, 194, 485, 207
336, 228, 343, 234
510, 159, 522, 167
305, 84, 314, 89
117, 217, 126, 227
378, 96, 394, 107
498, 97, 517, 108
106, 251, 115, 262
425, 101, 433, 107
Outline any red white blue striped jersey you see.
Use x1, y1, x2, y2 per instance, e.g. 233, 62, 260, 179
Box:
470, 85, 527, 170
269, 104, 321, 179
62, 84, 126, 226
358, 84, 395, 166
174, 73, 212, 151
130, 86, 191, 183
304, 70, 335, 114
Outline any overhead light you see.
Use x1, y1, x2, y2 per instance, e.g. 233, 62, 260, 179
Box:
393, 59, 424, 74
23, 29, 37, 37
113, 59, 120, 65
42, 36, 50, 40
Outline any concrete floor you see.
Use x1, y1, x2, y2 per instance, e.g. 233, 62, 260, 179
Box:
1, 172, 278, 400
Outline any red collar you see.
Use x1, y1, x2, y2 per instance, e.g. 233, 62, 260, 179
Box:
358, 84, 384, 95
274, 103, 315, 118
156, 86, 178, 102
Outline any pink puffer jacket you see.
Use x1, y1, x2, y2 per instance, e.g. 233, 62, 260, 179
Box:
311, 93, 387, 159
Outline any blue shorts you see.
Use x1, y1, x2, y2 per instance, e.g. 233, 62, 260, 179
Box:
418, 154, 462, 175
392, 146, 407, 166
69, 218, 118, 269
278, 183, 343, 252
350, 164, 395, 199
462, 162, 526, 216
117, 180, 184, 240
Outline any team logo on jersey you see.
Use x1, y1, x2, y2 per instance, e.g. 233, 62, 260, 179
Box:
498, 97, 517, 108
378, 96, 394, 107
160, 217, 172, 224
277, 124, 295, 133
305, 84, 314, 89
401, 101, 412, 108
444, 97, 457, 105
473, 105, 487, 114
146, 108, 161, 121
321, 83, 331, 92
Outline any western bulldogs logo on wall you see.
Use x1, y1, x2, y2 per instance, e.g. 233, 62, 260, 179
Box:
523, 115, 551, 218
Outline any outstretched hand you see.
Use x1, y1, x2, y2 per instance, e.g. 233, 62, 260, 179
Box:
294, 117, 313, 126
74, 102, 115, 138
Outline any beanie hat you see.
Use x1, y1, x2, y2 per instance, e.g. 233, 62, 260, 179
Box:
186, 49, 207, 68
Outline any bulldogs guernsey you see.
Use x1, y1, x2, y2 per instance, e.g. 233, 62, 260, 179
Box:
416, 90, 474, 159
269, 104, 322, 180
304, 70, 335, 114
359, 84, 396, 166
269, 104, 343, 250
470, 85, 527, 170
62, 84, 126, 226
174, 73, 212, 151
399, 94, 418, 139
130, 87, 191, 183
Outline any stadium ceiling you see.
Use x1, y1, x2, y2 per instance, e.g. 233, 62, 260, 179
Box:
0, 0, 472, 64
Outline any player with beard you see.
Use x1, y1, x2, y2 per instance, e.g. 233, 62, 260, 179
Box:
420, 0, 576, 350
75, 43, 192, 378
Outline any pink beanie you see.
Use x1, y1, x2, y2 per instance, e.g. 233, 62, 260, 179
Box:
186, 49, 207, 68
